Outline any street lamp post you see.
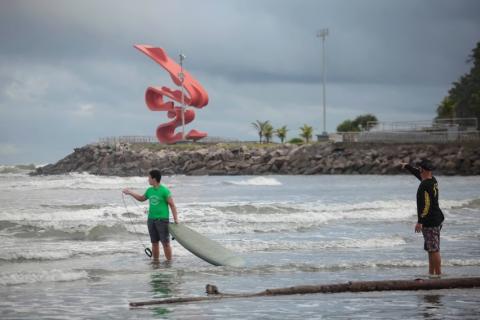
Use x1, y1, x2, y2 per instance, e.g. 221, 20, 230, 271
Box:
316, 28, 329, 137
178, 53, 186, 140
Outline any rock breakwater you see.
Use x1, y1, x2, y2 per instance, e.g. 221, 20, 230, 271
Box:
34, 142, 480, 176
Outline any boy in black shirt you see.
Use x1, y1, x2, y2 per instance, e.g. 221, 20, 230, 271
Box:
402, 159, 444, 276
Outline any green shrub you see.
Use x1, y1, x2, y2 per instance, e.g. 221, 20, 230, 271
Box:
288, 137, 304, 144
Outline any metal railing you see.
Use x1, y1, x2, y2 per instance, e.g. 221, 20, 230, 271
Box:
97, 135, 243, 145
366, 118, 478, 132
98, 136, 158, 145
330, 118, 480, 143
332, 130, 480, 143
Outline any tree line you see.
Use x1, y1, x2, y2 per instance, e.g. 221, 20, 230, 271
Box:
336, 114, 378, 132
250, 115, 377, 144
250, 41, 480, 140
251, 121, 314, 144
335, 42, 480, 132
436, 41, 480, 128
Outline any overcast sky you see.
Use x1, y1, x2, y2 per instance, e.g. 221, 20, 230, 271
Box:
1, 0, 479, 164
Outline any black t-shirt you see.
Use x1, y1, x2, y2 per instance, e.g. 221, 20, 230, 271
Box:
405, 165, 445, 227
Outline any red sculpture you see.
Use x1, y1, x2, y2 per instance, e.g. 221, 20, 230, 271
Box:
134, 45, 209, 143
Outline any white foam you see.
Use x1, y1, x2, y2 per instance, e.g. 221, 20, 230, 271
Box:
447, 259, 480, 266
1, 204, 142, 222
224, 176, 282, 186
0, 249, 74, 261
227, 237, 407, 252
253, 258, 480, 273
176, 200, 418, 235
0, 172, 147, 190
370, 258, 480, 268
0, 196, 473, 238
0, 240, 140, 262
0, 269, 89, 286
0, 202, 153, 240
0, 165, 35, 174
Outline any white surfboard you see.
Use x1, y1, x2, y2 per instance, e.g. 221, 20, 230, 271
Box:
169, 223, 245, 267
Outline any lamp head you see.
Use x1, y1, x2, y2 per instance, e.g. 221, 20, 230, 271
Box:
317, 28, 329, 38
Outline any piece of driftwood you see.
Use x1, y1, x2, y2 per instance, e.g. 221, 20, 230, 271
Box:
129, 277, 480, 307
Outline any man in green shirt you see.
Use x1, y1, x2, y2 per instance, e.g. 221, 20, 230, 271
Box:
123, 169, 178, 261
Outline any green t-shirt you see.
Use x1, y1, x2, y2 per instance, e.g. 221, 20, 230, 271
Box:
144, 185, 171, 219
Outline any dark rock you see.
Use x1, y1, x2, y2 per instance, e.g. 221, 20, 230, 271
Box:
31, 142, 480, 176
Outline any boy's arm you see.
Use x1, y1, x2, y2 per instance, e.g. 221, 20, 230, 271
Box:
402, 163, 422, 181
167, 196, 179, 223
122, 189, 147, 202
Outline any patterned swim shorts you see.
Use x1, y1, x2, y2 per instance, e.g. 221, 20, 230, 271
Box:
422, 225, 442, 252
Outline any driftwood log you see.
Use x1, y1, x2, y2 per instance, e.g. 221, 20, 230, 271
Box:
129, 277, 480, 307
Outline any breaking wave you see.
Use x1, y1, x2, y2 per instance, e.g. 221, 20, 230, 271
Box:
0, 241, 139, 262
254, 258, 480, 273
0, 164, 36, 174
452, 198, 480, 209
1, 220, 143, 241
178, 199, 448, 234
227, 237, 407, 253
223, 176, 282, 186
0, 172, 147, 190
168, 258, 480, 277
1, 196, 475, 240
0, 269, 89, 286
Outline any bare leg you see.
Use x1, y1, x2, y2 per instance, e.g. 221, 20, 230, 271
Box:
432, 251, 441, 275
427, 252, 434, 275
162, 242, 172, 261
152, 242, 160, 261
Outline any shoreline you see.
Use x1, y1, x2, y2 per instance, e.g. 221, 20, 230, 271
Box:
32, 141, 480, 176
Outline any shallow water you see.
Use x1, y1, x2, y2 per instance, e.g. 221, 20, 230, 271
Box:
0, 172, 479, 319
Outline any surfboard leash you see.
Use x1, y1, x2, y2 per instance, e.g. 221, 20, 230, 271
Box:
121, 193, 152, 258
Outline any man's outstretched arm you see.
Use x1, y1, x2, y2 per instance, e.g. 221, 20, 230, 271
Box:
402, 163, 422, 181
123, 189, 147, 202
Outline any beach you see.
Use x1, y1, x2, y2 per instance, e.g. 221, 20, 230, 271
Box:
1, 170, 479, 319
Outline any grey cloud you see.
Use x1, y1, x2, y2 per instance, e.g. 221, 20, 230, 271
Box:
2, 0, 478, 86
0, 0, 479, 164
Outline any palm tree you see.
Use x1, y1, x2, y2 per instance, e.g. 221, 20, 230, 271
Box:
251, 120, 270, 143
275, 125, 288, 143
299, 124, 314, 143
263, 123, 274, 143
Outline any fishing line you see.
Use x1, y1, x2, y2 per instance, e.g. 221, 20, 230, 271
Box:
121, 192, 152, 258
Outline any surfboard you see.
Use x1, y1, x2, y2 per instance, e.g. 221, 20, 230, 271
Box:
169, 223, 245, 267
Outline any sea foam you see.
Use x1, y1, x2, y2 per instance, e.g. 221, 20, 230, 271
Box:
223, 176, 282, 186
0, 269, 89, 286
227, 236, 407, 253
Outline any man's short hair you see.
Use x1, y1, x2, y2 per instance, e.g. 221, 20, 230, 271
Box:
419, 159, 435, 171
149, 169, 162, 183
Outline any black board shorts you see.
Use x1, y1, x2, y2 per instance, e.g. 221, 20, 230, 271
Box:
147, 219, 170, 244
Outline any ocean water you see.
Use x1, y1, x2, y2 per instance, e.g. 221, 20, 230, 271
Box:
0, 168, 479, 319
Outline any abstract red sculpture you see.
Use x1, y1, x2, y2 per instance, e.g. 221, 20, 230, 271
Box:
134, 45, 209, 143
